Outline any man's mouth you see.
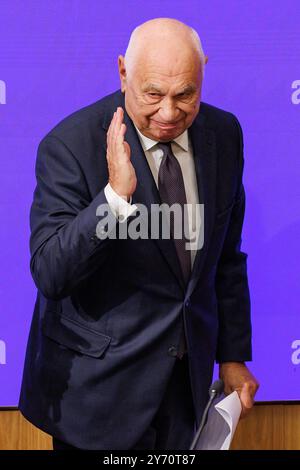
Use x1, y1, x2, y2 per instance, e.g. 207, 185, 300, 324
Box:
151, 119, 180, 129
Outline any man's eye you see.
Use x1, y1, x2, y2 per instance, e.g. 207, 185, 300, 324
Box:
148, 93, 161, 97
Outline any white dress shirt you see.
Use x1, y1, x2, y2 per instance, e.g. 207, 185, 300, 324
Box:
104, 126, 200, 266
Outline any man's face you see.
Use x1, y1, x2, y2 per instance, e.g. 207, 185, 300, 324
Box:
119, 51, 203, 142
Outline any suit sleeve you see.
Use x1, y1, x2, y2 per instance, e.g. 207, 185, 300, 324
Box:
215, 116, 252, 363
30, 134, 117, 300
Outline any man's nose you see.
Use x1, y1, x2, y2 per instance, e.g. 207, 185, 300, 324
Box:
159, 99, 180, 122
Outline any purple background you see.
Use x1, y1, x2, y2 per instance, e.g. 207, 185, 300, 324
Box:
0, 0, 299, 405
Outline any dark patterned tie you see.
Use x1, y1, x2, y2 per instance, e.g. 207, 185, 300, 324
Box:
158, 142, 191, 284
158, 142, 190, 360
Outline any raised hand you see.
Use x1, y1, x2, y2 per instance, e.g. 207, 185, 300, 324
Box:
106, 107, 137, 201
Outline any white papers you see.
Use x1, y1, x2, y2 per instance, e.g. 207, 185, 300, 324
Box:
194, 391, 242, 450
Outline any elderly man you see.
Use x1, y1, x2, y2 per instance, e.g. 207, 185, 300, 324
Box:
19, 18, 259, 450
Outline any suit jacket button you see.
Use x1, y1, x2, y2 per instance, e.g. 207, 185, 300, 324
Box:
168, 346, 178, 357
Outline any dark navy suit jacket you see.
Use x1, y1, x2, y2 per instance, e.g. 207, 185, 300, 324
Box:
19, 90, 252, 449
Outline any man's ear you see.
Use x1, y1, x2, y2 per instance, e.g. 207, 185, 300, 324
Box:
118, 55, 127, 93
204, 55, 209, 65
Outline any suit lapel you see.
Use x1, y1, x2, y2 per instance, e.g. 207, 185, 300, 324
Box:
187, 115, 217, 298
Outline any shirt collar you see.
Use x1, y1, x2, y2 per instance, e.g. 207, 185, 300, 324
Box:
134, 125, 189, 152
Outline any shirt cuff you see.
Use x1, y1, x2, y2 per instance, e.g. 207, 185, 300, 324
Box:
104, 183, 137, 221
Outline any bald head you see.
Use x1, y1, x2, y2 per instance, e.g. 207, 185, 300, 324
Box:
118, 18, 207, 142
124, 18, 206, 77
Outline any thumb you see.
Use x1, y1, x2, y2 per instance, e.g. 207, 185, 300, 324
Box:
123, 141, 131, 159
240, 383, 253, 410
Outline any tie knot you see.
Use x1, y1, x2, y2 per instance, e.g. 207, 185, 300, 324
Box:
157, 141, 172, 155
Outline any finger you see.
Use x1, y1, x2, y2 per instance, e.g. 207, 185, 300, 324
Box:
112, 107, 122, 137
118, 122, 127, 141
110, 108, 121, 142
239, 383, 255, 418
108, 108, 121, 157
108, 111, 116, 137
123, 141, 131, 161
116, 123, 129, 160
109, 109, 123, 158
120, 122, 126, 137
108, 108, 125, 161
107, 111, 116, 152
120, 123, 129, 152
114, 109, 125, 141
114, 107, 124, 146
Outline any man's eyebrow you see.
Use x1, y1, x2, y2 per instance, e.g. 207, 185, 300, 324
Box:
178, 85, 197, 94
142, 84, 197, 94
142, 84, 163, 93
